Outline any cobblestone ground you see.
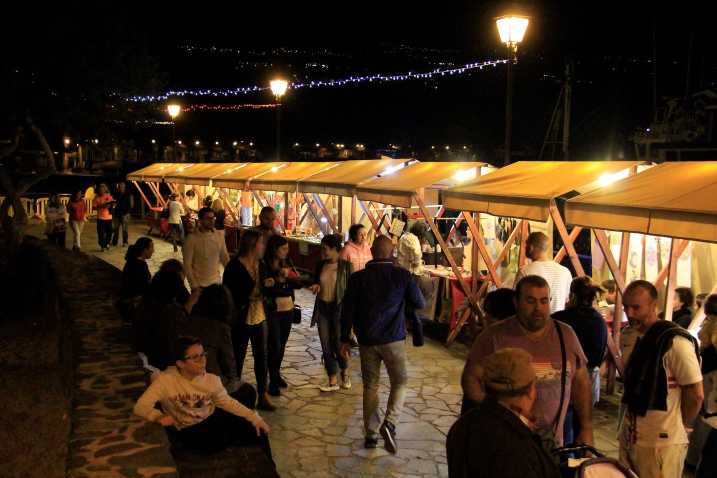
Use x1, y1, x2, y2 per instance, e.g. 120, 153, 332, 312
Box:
30, 219, 625, 477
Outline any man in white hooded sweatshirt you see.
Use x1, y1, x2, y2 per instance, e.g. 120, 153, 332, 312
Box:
134, 336, 272, 456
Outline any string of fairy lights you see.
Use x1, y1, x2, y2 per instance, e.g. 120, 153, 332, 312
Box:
127, 58, 509, 102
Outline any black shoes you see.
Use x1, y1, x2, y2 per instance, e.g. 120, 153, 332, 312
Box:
364, 437, 378, 449
380, 421, 397, 454
267, 383, 281, 397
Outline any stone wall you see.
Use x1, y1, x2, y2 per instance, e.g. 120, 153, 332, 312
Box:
42, 243, 177, 478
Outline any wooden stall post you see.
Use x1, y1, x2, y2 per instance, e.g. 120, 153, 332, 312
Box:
549, 199, 586, 276
518, 220, 529, 269
131, 181, 154, 209
663, 239, 680, 322
351, 195, 357, 225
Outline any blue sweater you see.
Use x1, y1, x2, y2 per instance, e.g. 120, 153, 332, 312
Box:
341, 259, 426, 346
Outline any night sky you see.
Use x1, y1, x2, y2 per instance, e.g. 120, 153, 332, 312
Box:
1, 1, 712, 164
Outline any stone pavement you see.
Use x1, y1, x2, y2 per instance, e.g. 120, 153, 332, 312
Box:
30, 218, 625, 477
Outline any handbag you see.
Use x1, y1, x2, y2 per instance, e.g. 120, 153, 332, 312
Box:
292, 306, 302, 324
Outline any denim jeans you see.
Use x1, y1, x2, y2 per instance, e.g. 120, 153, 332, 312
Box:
112, 214, 130, 245
267, 310, 293, 385
170, 222, 184, 250
316, 299, 347, 377
359, 341, 408, 439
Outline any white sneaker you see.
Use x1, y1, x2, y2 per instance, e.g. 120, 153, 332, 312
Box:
319, 382, 340, 392
341, 373, 352, 389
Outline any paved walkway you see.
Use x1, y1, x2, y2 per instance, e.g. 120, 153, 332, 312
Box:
29, 219, 624, 477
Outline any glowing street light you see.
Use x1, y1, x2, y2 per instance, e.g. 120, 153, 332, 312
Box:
270, 78, 289, 162
496, 15, 530, 59
64, 137, 71, 146
167, 103, 181, 161
496, 13, 530, 165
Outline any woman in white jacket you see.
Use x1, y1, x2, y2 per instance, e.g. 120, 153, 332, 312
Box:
134, 336, 272, 455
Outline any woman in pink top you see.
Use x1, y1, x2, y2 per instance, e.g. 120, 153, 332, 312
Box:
66, 190, 87, 252
339, 224, 372, 273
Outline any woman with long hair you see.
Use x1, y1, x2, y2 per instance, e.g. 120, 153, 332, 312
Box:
211, 198, 226, 237
119, 237, 154, 322
264, 234, 302, 396
181, 284, 240, 392
309, 234, 354, 392
223, 229, 276, 411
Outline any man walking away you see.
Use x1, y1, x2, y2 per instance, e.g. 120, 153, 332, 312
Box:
513, 232, 572, 313
340, 235, 426, 454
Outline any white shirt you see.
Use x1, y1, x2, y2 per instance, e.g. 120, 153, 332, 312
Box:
397, 232, 424, 275
514, 260, 573, 313
168, 200, 185, 225
133, 366, 255, 429
182, 229, 229, 288
619, 336, 702, 447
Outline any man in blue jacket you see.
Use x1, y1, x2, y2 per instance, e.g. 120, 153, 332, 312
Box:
341, 235, 426, 454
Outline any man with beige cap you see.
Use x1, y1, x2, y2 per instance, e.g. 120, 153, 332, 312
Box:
447, 348, 560, 478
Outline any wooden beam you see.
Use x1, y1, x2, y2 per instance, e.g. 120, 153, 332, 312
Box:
337, 196, 344, 233
654, 239, 690, 288
447, 280, 490, 345
593, 229, 627, 294
303, 193, 325, 233
350, 195, 357, 225
313, 193, 338, 233
518, 220, 529, 269
131, 181, 154, 210
284, 191, 290, 231
446, 214, 464, 244
663, 239, 680, 322
549, 200, 585, 276
554, 227, 583, 264
358, 200, 380, 232
462, 211, 503, 287
606, 231, 630, 394
414, 194, 477, 310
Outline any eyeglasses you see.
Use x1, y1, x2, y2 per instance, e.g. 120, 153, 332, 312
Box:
184, 352, 207, 362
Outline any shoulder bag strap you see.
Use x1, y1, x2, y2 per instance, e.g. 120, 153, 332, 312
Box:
553, 319, 567, 433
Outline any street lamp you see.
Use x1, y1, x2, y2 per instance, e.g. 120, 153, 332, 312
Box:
270, 79, 289, 162
167, 103, 181, 161
496, 14, 529, 165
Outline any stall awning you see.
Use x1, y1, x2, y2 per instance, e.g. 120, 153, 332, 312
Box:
297, 158, 407, 196
164, 163, 239, 186
566, 161, 717, 243
356, 161, 482, 208
442, 161, 640, 221
247, 162, 338, 192
211, 163, 284, 189
127, 163, 185, 182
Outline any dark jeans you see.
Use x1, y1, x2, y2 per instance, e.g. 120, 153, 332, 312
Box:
46, 231, 66, 247
112, 214, 130, 245
316, 299, 347, 376
233, 320, 268, 396
175, 384, 272, 460
170, 222, 184, 250
698, 427, 717, 478
97, 219, 113, 248
563, 405, 580, 446
267, 310, 292, 386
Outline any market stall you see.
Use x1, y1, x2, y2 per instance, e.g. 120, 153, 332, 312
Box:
441, 160, 642, 343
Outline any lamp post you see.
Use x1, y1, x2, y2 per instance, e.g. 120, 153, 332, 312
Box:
167, 103, 181, 162
270, 79, 288, 162
496, 15, 529, 165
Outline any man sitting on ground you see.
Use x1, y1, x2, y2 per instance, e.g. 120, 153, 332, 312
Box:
134, 336, 272, 456
447, 348, 560, 478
